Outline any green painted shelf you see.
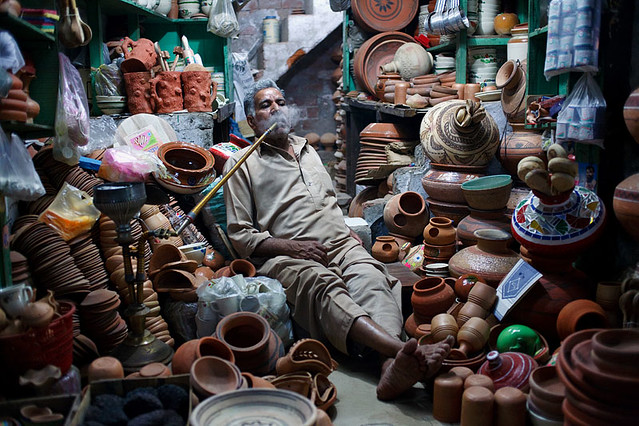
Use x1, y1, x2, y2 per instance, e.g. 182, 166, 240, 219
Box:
88, 0, 171, 21
0, 12, 55, 43
467, 36, 510, 46
427, 42, 456, 54
530, 26, 548, 38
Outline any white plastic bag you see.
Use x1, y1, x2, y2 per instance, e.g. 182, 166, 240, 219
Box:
0, 133, 45, 201
207, 0, 240, 38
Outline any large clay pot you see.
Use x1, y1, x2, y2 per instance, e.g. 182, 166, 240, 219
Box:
121, 37, 158, 73
171, 339, 199, 375
556, 299, 608, 341
383, 191, 429, 238
448, 229, 520, 287
498, 124, 546, 180
156, 142, 215, 187
511, 186, 606, 262
456, 208, 512, 247
420, 100, 500, 167
124, 71, 153, 114
478, 350, 538, 392
182, 71, 215, 112
421, 163, 485, 204
613, 173, 639, 241
150, 71, 183, 113
371, 236, 400, 263
215, 311, 284, 376
380, 42, 433, 80
411, 276, 455, 323
423, 217, 456, 245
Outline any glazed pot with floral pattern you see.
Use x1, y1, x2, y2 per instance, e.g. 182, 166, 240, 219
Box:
478, 350, 538, 392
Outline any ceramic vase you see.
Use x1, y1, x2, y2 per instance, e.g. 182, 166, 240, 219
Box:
380, 42, 433, 80
613, 173, 639, 241
421, 163, 485, 204
383, 191, 429, 238
512, 186, 606, 262
423, 217, 456, 245
498, 124, 546, 180
182, 71, 215, 112
478, 350, 538, 392
150, 71, 183, 113
371, 236, 400, 263
411, 276, 455, 323
124, 71, 153, 114
556, 299, 608, 340
456, 208, 512, 248
448, 229, 520, 287
420, 100, 500, 167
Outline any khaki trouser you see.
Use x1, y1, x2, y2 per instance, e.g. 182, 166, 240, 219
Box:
258, 241, 403, 355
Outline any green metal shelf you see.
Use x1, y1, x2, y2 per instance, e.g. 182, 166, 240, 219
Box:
427, 42, 456, 54
86, 0, 171, 21
0, 12, 55, 43
467, 36, 510, 47
529, 26, 548, 38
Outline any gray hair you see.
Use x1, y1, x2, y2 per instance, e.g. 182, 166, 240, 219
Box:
243, 79, 285, 117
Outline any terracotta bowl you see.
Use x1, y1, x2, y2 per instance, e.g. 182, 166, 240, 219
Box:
149, 244, 185, 276
196, 336, 235, 364
528, 392, 563, 420
156, 141, 216, 187
495, 60, 519, 90
461, 174, 513, 211
590, 328, 639, 366
529, 365, 565, 403
190, 355, 242, 397
571, 339, 639, 393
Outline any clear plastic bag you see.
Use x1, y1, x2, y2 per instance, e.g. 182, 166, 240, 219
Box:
97, 145, 164, 182
53, 53, 90, 165
38, 182, 101, 241
555, 72, 606, 148
207, 0, 240, 38
94, 62, 124, 96
0, 133, 45, 201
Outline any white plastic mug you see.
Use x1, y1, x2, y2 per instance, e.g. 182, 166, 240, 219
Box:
211, 295, 241, 317
0, 284, 34, 318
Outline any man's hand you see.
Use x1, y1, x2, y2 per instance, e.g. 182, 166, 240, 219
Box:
254, 238, 329, 266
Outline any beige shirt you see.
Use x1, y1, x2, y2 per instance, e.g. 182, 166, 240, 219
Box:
223, 134, 353, 259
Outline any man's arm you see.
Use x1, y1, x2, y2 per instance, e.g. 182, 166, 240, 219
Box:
253, 237, 328, 266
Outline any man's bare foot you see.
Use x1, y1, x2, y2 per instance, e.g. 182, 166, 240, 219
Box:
376, 339, 421, 401
414, 335, 454, 379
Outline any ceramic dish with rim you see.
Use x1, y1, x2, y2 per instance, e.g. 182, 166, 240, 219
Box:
590, 328, 639, 364
461, 174, 512, 210
475, 90, 502, 101
527, 401, 563, 426
190, 388, 317, 426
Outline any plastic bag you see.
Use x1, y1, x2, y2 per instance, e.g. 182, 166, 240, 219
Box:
97, 145, 164, 182
38, 182, 101, 241
207, 0, 239, 38
555, 73, 606, 148
0, 133, 45, 201
0, 30, 25, 73
53, 53, 90, 165
94, 62, 124, 96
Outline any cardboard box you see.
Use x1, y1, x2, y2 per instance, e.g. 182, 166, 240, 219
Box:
0, 394, 81, 426
70, 374, 192, 426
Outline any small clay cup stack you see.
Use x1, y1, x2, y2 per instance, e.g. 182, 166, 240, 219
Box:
79, 289, 128, 354
68, 232, 110, 292
457, 282, 496, 326
449, 317, 490, 360
10, 250, 31, 285
422, 217, 457, 263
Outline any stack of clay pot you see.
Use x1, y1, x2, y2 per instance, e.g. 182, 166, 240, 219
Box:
150, 243, 199, 303
383, 191, 429, 246
422, 217, 457, 265
140, 204, 184, 250
434, 367, 527, 426
378, 71, 459, 107
405, 276, 455, 337
556, 329, 639, 425
79, 289, 128, 354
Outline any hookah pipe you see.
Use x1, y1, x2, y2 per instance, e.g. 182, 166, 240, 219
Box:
175, 122, 278, 236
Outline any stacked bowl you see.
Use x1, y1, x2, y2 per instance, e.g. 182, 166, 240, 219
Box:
468, 48, 498, 88
476, 0, 501, 35
556, 328, 639, 425
96, 95, 127, 115
434, 54, 456, 75
527, 366, 565, 425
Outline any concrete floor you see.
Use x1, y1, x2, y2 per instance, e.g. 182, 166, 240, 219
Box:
325, 351, 448, 426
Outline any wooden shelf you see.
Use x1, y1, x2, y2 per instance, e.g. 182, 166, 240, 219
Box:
467, 36, 510, 47
1, 122, 55, 138
530, 26, 548, 38
0, 12, 55, 43
342, 97, 428, 118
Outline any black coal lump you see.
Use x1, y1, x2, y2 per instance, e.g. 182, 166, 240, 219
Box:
84, 404, 128, 426
123, 390, 163, 418
156, 384, 189, 418
127, 409, 183, 426
93, 394, 125, 412
127, 387, 159, 399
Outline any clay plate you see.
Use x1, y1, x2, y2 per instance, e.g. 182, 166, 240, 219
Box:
351, 0, 419, 33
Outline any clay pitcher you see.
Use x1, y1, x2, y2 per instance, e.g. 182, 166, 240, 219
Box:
121, 37, 158, 73
182, 71, 215, 112
150, 71, 183, 113
124, 71, 153, 114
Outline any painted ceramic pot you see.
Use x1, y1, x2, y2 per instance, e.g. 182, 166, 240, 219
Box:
421, 163, 485, 204
613, 173, 639, 242
478, 350, 538, 392
420, 100, 500, 167
498, 124, 546, 180
371, 236, 400, 263
511, 186, 606, 262
383, 191, 429, 238
448, 229, 520, 287
411, 276, 455, 323
556, 299, 608, 341
456, 208, 512, 247
423, 217, 456, 245
156, 141, 215, 187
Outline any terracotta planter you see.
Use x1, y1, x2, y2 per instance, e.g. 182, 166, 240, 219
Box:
371, 236, 400, 263
457, 208, 512, 247
423, 217, 456, 245
448, 229, 520, 287
383, 191, 429, 238
182, 71, 215, 112
171, 339, 199, 375
498, 124, 546, 180
215, 311, 284, 376
478, 350, 538, 392
411, 276, 455, 323
150, 71, 183, 113
124, 71, 153, 114
421, 163, 485, 204
190, 356, 242, 398
556, 299, 608, 341
613, 173, 639, 242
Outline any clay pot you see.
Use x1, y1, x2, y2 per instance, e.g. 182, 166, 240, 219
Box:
124, 71, 153, 114
20, 302, 54, 328
449, 317, 490, 360
88, 356, 125, 383
423, 217, 456, 245
422, 241, 456, 260
371, 236, 400, 263
149, 243, 185, 275
214, 266, 232, 279
556, 299, 608, 341
431, 313, 459, 343
156, 142, 215, 187
467, 282, 497, 311
182, 71, 214, 112
229, 259, 256, 277
457, 208, 512, 247
171, 339, 199, 375
139, 362, 171, 378
494, 386, 527, 426
433, 372, 463, 423
449, 366, 474, 381
464, 374, 495, 391
529, 365, 565, 404
461, 175, 513, 211
383, 191, 429, 238
478, 350, 538, 392
464, 84, 481, 102
150, 71, 183, 113
448, 229, 520, 287
421, 163, 485, 204
498, 124, 546, 180
121, 37, 158, 73
374, 73, 401, 101
613, 173, 639, 242
203, 247, 226, 270
215, 311, 284, 376
452, 83, 466, 100
190, 355, 242, 397
195, 266, 215, 280
411, 276, 455, 323
454, 273, 485, 301
196, 336, 235, 363
461, 386, 493, 426
242, 372, 276, 389
456, 302, 489, 327
494, 13, 520, 35
380, 43, 433, 80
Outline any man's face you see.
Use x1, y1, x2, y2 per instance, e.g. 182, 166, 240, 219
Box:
248, 87, 290, 138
